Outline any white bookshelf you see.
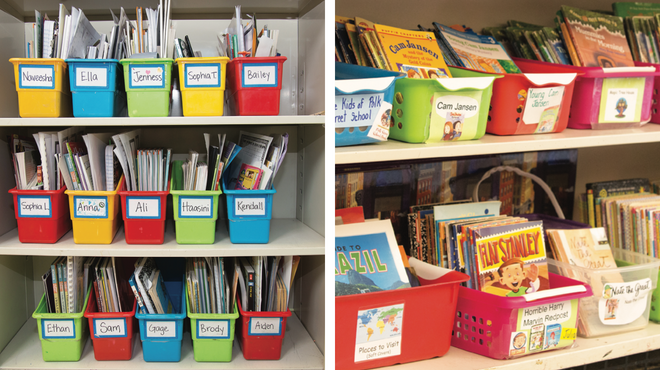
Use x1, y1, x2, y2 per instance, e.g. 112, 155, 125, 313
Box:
0, 0, 325, 368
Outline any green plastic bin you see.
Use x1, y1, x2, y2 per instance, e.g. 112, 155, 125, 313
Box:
32, 286, 92, 362
119, 58, 173, 117
186, 295, 239, 362
170, 160, 222, 244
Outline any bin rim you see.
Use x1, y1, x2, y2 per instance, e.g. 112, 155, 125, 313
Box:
185, 293, 239, 320
65, 175, 124, 196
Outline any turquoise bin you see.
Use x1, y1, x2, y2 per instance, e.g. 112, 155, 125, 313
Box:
66, 59, 125, 117
136, 280, 185, 362
222, 179, 275, 244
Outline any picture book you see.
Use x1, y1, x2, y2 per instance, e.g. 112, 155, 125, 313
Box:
355, 17, 390, 70
561, 6, 635, 67
235, 163, 262, 190
433, 22, 521, 73
546, 228, 617, 269
474, 221, 550, 297
586, 178, 651, 228
373, 23, 452, 78
335, 220, 410, 296
612, 2, 660, 17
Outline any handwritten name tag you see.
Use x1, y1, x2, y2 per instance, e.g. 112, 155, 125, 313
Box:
179, 196, 213, 218
242, 64, 277, 87
130, 65, 165, 88
235, 198, 266, 216
17, 195, 51, 217
20, 65, 54, 89
94, 318, 127, 338
196, 319, 230, 339
146, 321, 176, 338
76, 67, 108, 87
74, 196, 108, 218
185, 65, 221, 87
126, 196, 160, 219
249, 317, 282, 335
42, 319, 75, 338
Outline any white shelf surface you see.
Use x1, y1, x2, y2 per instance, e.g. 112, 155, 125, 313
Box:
380, 321, 660, 370
0, 115, 325, 127
0, 313, 323, 369
335, 125, 660, 164
0, 219, 324, 257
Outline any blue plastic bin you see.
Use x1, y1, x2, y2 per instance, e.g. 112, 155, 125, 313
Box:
136, 280, 185, 362
335, 63, 405, 146
66, 59, 125, 117
222, 180, 275, 244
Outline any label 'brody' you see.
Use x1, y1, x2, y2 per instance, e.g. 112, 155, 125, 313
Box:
75, 67, 108, 88
179, 196, 213, 218
242, 63, 277, 87
20, 65, 55, 89
196, 319, 230, 338
235, 198, 266, 216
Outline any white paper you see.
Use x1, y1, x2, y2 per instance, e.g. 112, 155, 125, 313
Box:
82, 133, 113, 191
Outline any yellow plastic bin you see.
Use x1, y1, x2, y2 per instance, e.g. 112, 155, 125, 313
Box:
176, 57, 229, 116
65, 177, 123, 244
9, 58, 71, 117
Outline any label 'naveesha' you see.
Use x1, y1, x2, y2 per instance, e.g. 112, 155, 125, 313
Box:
235, 198, 266, 216
20, 66, 54, 88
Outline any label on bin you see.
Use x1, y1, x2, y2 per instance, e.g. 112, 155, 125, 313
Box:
93, 318, 127, 338
521, 86, 565, 133
241, 63, 278, 87
75, 67, 108, 88
129, 65, 165, 88
235, 198, 266, 216
16, 195, 51, 217
179, 196, 213, 218
126, 196, 161, 219
196, 319, 230, 339
19, 65, 55, 89
73, 196, 108, 218
41, 319, 75, 339
184, 64, 221, 88
146, 321, 176, 338
598, 77, 645, 124
429, 92, 484, 142
598, 278, 652, 325
248, 317, 282, 335
355, 304, 403, 362
510, 299, 578, 356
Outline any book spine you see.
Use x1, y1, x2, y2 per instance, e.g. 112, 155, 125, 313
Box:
58, 263, 66, 313
128, 277, 146, 314
247, 270, 255, 311
363, 31, 386, 69
408, 213, 418, 261
93, 280, 103, 313
587, 188, 595, 228
64, 154, 80, 191
51, 263, 60, 314
372, 31, 393, 70
560, 20, 582, 66
358, 33, 376, 68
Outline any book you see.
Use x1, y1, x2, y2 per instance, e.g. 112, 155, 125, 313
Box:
335, 219, 410, 296
586, 178, 651, 228
51, 257, 61, 313
547, 228, 617, 269
235, 163, 262, 190
613, 2, 660, 17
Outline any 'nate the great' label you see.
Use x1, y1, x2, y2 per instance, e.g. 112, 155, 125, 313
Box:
196, 320, 230, 338
17, 195, 51, 217
76, 67, 108, 87
242, 64, 277, 87
179, 196, 213, 218
235, 198, 266, 216
74, 196, 108, 218
20, 66, 54, 89
126, 197, 160, 219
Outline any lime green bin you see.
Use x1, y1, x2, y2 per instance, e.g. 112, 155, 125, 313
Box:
187, 294, 239, 362
170, 160, 222, 244
32, 286, 91, 361
119, 58, 173, 117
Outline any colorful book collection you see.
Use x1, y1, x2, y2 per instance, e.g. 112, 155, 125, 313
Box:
216, 6, 281, 59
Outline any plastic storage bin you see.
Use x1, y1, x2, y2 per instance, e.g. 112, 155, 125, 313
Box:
136, 280, 186, 362
451, 273, 591, 359
635, 61, 660, 124
9, 58, 71, 117
8, 186, 71, 243
389, 70, 498, 143
187, 296, 239, 362
32, 286, 92, 362
226, 56, 287, 115
335, 63, 405, 146
236, 300, 292, 360
450, 66, 578, 135
65, 177, 123, 244
118, 180, 169, 244
222, 180, 275, 244
335, 258, 469, 370
84, 293, 137, 361
515, 58, 660, 129
548, 248, 660, 337
119, 58, 173, 117
66, 59, 125, 117
176, 57, 229, 116
170, 161, 221, 244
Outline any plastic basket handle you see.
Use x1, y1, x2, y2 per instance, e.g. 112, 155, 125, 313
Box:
472, 165, 565, 220
522, 285, 587, 302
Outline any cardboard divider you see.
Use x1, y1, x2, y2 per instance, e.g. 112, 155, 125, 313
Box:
9, 186, 71, 243
226, 56, 286, 116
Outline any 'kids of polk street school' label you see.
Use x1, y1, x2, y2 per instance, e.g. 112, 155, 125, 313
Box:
598, 77, 645, 124
599, 278, 652, 325
355, 304, 403, 362
509, 299, 578, 357
430, 91, 483, 142
335, 93, 391, 142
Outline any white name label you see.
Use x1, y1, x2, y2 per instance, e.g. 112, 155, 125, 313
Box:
197, 320, 229, 338
76, 67, 108, 87
186, 65, 220, 87
130, 66, 165, 87
518, 300, 572, 330
94, 318, 126, 337
435, 95, 480, 119
249, 317, 282, 335
235, 198, 266, 216
179, 197, 213, 218
127, 197, 160, 218
17, 196, 51, 217
20, 66, 54, 88
42, 319, 75, 338
243, 65, 277, 87
146, 321, 176, 338
74, 196, 108, 218
522, 86, 565, 133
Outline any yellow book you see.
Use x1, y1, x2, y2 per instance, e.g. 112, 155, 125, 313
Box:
374, 24, 452, 78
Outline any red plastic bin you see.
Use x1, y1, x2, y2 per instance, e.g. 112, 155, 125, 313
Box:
236, 300, 292, 360
226, 56, 287, 116
515, 58, 660, 129
8, 186, 71, 243
118, 180, 168, 244
335, 259, 469, 370
83, 292, 137, 361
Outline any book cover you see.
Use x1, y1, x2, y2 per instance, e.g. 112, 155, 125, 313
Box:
613, 2, 660, 17
475, 221, 550, 297
335, 220, 410, 296
561, 5, 635, 67
547, 228, 617, 269
235, 163, 262, 190
373, 24, 451, 78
